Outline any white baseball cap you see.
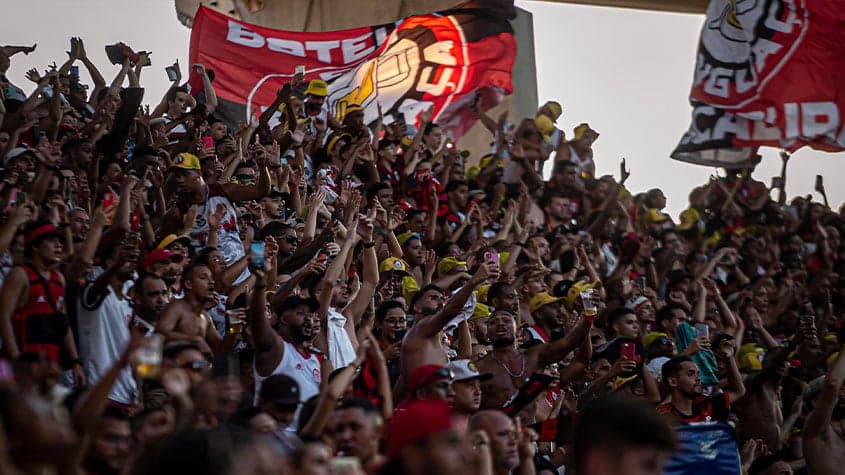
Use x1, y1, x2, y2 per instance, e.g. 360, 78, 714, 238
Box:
447, 359, 493, 382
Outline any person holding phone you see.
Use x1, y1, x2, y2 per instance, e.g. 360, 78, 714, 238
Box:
160, 151, 271, 285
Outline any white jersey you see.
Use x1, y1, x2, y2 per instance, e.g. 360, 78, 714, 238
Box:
77, 280, 137, 404
254, 339, 323, 427
326, 308, 356, 368
187, 184, 249, 284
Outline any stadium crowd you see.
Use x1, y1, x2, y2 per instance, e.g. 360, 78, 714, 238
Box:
0, 35, 843, 475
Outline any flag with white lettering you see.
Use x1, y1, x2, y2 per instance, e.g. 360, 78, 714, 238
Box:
188, 4, 515, 137
671, 0, 845, 168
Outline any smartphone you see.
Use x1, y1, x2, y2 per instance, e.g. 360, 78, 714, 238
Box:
815, 174, 824, 192
695, 323, 709, 338
70, 65, 80, 76
250, 241, 266, 268
125, 231, 141, 248
771, 176, 784, 189
394, 329, 407, 341
634, 276, 646, 291
165, 66, 178, 81
484, 251, 499, 266
16, 191, 25, 206
295, 65, 305, 75
620, 342, 636, 361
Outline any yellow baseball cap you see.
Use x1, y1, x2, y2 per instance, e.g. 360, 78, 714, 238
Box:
479, 154, 504, 169
645, 208, 669, 223
529, 291, 564, 313
379, 257, 409, 274
156, 234, 192, 250
565, 280, 602, 306
573, 123, 592, 141
396, 232, 420, 247
737, 343, 765, 371
437, 257, 467, 276
543, 101, 562, 121
171, 152, 201, 171
534, 114, 554, 143
642, 332, 670, 348
476, 284, 490, 304
304, 79, 328, 97
469, 302, 491, 320
677, 208, 700, 231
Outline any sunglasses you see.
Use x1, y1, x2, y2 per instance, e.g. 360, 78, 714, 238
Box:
182, 360, 213, 372
285, 236, 299, 244
235, 175, 256, 183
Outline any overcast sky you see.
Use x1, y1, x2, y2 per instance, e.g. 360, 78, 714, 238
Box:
3, 0, 842, 215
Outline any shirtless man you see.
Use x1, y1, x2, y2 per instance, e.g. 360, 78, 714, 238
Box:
476, 310, 590, 410
157, 263, 234, 355
400, 262, 497, 378
734, 347, 790, 452
803, 346, 845, 475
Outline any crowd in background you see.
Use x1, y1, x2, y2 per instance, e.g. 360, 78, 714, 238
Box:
0, 36, 844, 475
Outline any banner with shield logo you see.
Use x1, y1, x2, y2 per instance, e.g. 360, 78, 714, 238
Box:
672, 0, 845, 168
188, 4, 516, 138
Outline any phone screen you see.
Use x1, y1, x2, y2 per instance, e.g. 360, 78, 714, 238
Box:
484, 251, 500, 266
250, 241, 266, 268
620, 342, 636, 361
695, 323, 709, 338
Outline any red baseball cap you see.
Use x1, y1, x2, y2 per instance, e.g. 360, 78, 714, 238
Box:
143, 248, 183, 270
385, 398, 454, 460
406, 364, 452, 396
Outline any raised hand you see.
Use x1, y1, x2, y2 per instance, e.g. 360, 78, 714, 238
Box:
207, 203, 227, 229
25, 68, 40, 84
620, 157, 630, 184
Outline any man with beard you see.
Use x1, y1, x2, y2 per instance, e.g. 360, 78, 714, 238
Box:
0, 221, 85, 387
803, 347, 845, 475
657, 350, 745, 425
448, 359, 492, 431
527, 291, 567, 343
475, 309, 590, 410
83, 406, 132, 475
401, 261, 497, 378
540, 192, 575, 230
142, 248, 183, 292
249, 268, 330, 428
77, 241, 141, 407
130, 273, 169, 328
156, 263, 235, 356
160, 152, 270, 284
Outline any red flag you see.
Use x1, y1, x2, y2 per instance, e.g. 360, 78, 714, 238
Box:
188, 5, 515, 137
672, 0, 845, 168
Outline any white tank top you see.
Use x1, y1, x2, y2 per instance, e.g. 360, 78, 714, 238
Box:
254, 339, 323, 425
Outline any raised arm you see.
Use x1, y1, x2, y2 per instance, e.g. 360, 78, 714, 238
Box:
534, 316, 591, 368
414, 262, 497, 339
193, 64, 218, 115
249, 268, 284, 376
342, 215, 378, 326
803, 345, 845, 440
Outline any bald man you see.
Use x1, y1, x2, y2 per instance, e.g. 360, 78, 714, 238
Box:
468, 410, 522, 475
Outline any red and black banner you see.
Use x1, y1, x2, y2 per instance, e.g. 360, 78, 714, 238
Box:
672, 0, 845, 168
188, 3, 516, 138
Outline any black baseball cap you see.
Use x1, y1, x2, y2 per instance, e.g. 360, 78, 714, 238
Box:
260, 374, 300, 406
